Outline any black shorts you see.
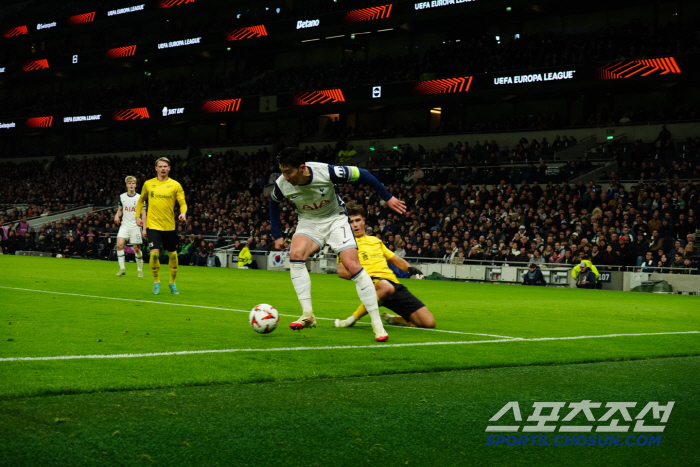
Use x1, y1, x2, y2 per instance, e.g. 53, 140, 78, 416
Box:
376, 279, 425, 321
147, 229, 178, 252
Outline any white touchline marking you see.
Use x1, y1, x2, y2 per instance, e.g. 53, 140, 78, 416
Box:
0, 286, 515, 339
0, 331, 696, 362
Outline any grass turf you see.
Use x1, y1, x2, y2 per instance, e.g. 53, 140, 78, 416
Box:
0, 255, 699, 465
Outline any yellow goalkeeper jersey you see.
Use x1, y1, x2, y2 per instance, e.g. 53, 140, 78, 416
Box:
136, 177, 187, 231
351, 235, 398, 282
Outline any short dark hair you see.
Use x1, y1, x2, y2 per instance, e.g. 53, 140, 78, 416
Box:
345, 201, 365, 218
277, 147, 305, 168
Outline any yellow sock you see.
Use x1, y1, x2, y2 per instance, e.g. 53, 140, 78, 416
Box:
352, 304, 368, 321
167, 251, 178, 283
352, 298, 383, 321
150, 253, 160, 283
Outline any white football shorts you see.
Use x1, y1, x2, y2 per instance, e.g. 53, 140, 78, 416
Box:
294, 213, 357, 253
117, 225, 143, 244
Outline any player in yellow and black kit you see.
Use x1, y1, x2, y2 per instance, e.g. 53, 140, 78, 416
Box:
136, 157, 187, 295
335, 201, 435, 328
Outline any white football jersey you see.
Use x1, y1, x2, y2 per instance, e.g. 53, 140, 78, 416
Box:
271, 162, 349, 221
118, 192, 142, 227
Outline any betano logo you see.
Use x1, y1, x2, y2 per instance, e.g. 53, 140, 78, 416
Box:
68, 12, 96, 24
4, 26, 28, 37
226, 25, 268, 41
106, 45, 137, 58
26, 116, 53, 128
598, 57, 681, 80
344, 4, 393, 22
296, 19, 320, 29
200, 99, 241, 113
113, 108, 150, 121
413, 76, 472, 94
22, 59, 49, 71
37, 22, 57, 30
294, 89, 345, 105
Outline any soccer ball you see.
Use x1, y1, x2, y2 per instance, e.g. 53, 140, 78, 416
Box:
410, 273, 425, 280
55, 254, 63, 258
249, 304, 279, 334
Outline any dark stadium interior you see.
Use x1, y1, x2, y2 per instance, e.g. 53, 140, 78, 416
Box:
1, 0, 699, 272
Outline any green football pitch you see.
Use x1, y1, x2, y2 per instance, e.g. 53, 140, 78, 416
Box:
0, 255, 698, 466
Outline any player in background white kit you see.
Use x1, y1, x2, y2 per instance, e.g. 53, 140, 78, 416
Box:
114, 176, 147, 277
269, 147, 406, 342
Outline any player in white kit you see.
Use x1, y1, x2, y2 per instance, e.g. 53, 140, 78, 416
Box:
114, 176, 147, 277
269, 147, 406, 342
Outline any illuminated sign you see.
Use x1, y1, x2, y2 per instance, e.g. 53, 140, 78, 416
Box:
26, 117, 53, 128
296, 19, 320, 29
0, 68, 5, 73
159, 0, 195, 7
106, 45, 137, 58
414, 0, 475, 10
414, 76, 472, 94
372, 86, 382, 98
108, 4, 146, 16
493, 70, 576, 85
37, 22, 57, 30
0, 122, 16, 129
63, 114, 102, 123
344, 5, 393, 22
226, 25, 268, 41
68, 12, 96, 24
598, 57, 680, 80
200, 99, 241, 113
162, 106, 185, 116
157, 36, 202, 49
113, 108, 150, 120
294, 89, 345, 105
4, 26, 28, 37
22, 59, 50, 71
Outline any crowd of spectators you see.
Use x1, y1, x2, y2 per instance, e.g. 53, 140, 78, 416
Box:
2, 134, 700, 274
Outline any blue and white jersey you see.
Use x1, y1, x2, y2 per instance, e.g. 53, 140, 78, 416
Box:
118, 192, 142, 227
271, 162, 355, 221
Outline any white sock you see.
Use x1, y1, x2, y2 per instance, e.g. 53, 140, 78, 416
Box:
135, 252, 143, 271
351, 269, 385, 334
117, 250, 125, 269
290, 261, 313, 315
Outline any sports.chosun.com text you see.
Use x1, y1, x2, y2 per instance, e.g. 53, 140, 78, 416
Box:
486, 434, 661, 447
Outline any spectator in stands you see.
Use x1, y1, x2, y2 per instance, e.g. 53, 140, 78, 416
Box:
178, 235, 194, 265
638, 251, 658, 272
574, 262, 597, 289
670, 252, 686, 273
85, 236, 99, 259
522, 263, 546, 286
197, 245, 221, 267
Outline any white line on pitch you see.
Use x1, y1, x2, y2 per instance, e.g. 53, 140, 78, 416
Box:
0, 286, 515, 339
0, 331, 696, 362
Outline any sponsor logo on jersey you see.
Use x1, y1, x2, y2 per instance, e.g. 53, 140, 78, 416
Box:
302, 200, 330, 210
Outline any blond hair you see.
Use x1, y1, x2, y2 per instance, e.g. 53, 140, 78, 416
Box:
125, 175, 137, 184
155, 157, 170, 166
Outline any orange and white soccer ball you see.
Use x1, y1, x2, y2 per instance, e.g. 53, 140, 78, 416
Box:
249, 304, 280, 334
